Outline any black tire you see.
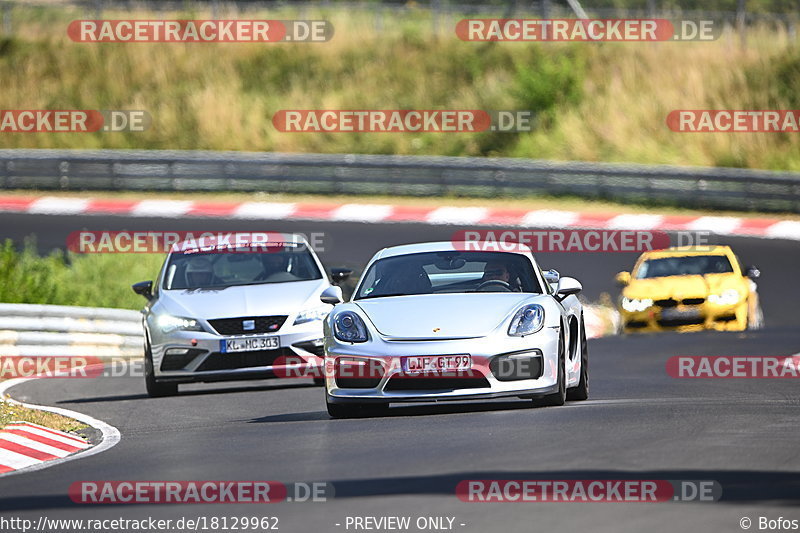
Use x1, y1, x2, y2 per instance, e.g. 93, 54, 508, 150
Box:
313, 377, 326, 386
567, 317, 589, 401
144, 340, 178, 398
533, 332, 566, 407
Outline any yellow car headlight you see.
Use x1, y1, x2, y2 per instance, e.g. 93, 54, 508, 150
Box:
708, 289, 740, 306
621, 297, 654, 312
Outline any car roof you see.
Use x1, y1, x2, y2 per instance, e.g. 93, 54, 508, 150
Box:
640, 245, 733, 259
373, 241, 536, 261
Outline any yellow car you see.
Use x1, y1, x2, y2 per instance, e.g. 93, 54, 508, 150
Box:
616, 245, 763, 333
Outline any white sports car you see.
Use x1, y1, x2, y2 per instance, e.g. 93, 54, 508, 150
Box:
320, 241, 589, 418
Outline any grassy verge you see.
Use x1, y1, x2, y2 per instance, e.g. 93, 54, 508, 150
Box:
0, 239, 162, 310
0, 6, 798, 170
0, 400, 87, 432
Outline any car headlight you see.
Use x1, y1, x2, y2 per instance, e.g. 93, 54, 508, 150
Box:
708, 289, 740, 306
157, 314, 203, 333
332, 311, 368, 343
621, 297, 654, 313
508, 304, 545, 337
293, 305, 331, 325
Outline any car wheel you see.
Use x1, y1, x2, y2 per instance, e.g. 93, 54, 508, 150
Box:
533, 332, 566, 407
566, 316, 589, 401
144, 340, 178, 398
313, 377, 326, 387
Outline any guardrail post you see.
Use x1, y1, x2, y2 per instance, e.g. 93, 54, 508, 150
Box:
111, 160, 120, 190
59, 160, 69, 189
795, 184, 800, 213
224, 162, 234, 190
2, 3, 10, 36
736, 0, 747, 49
333, 165, 342, 194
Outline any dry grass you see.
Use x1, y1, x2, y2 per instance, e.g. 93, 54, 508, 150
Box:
0, 5, 797, 169
0, 400, 87, 432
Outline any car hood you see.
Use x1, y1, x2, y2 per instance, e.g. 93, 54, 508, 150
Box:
160, 279, 327, 320
624, 273, 742, 300
354, 293, 536, 339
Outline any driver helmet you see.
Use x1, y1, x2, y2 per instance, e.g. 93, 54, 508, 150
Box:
483, 261, 510, 283
185, 256, 214, 287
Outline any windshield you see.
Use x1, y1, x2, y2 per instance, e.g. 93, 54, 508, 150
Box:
354, 251, 541, 299
636, 255, 734, 279
163, 245, 322, 290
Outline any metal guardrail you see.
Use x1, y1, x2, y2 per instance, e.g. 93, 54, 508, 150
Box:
0, 303, 143, 358
1, 149, 800, 213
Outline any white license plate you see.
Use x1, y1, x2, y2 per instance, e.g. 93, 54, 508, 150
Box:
401, 355, 472, 373
221, 336, 280, 353
661, 307, 702, 320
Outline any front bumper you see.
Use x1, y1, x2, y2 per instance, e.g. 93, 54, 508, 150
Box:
150, 321, 324, 383
325, 328, 561, 403
619, 302, 746, 333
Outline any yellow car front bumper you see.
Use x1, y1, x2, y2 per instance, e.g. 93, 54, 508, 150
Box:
619, 302, 748, 333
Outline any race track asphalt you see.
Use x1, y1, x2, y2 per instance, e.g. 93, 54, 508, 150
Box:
0, 212, 798, 533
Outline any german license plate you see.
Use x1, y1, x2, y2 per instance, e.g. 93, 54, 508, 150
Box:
220, 336, 279, 353
401, 355, 471, 373
661, 307, 701, 320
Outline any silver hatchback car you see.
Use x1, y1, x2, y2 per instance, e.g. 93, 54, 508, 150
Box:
132, 234, 349, 397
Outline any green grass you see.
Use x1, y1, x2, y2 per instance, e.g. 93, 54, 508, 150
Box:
0, 239, 161, 310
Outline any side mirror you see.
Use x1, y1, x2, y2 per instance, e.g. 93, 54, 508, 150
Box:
556, 277, 582, 301
320, 285, 343, 305
745, 265, 760, 280
543, 269, 560, 284
615, 271, 631, 286
331, 268, 353, 285
132, 280, 154, 300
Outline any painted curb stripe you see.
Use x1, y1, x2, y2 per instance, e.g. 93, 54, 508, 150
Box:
0, 378, 121, 478
2, 429, 85, 452
0, 439, 60, 461
0, 195, 797, 240
5, 423, 89, 445
0, 433, 73, 457
0, 421, 94, 474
